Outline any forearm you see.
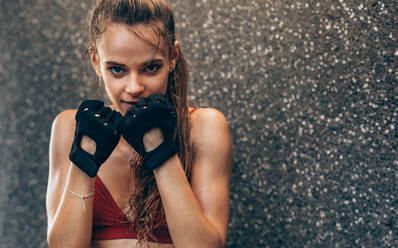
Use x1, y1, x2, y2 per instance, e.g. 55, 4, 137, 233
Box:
154, 155, 224, 248
47, 164, 94, 248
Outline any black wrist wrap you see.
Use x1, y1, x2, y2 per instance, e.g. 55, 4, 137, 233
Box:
142, 139, 179, 170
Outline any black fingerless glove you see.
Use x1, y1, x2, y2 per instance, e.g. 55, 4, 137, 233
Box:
122, 94, 178, 170
69, 100, 123, 177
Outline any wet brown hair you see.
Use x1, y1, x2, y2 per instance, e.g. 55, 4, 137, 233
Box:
86, 0, 193, 245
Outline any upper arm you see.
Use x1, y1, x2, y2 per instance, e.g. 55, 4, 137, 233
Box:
190, 108, 233, 244
46, 109, 76, 227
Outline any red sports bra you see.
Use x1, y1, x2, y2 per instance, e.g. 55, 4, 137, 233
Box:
92, 176, 172, 243
92, 107, 198, 242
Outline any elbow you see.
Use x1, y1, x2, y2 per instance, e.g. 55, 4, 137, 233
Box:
47, 226, 57, 248
47, 231, 61, 248
202, 237, 225, 248
214, 234, 226, 248
204, 226, 228, 248
207, 225, 227, 248
209, 230, 226, 248
47, 229, 63, 248
203, 232, 224, 248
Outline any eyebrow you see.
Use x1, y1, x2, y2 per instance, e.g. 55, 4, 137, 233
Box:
105, 59, 164, 67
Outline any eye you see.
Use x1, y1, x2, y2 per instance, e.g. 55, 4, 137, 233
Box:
144, 64, 162, 73
109, 66, 125, 75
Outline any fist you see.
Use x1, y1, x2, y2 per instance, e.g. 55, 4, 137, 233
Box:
122, 94, 177, 156
69, 100, 123, 177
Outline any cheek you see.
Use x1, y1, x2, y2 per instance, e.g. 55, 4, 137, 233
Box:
157, 71, 170, 93
157, 77, 169, 94
103, 78, 121, 99
143, 73, 169, 93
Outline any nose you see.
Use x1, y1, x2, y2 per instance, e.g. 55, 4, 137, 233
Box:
125, 72, 144, 97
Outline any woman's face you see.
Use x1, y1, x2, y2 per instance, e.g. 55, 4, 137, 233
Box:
90, 22, 179, 115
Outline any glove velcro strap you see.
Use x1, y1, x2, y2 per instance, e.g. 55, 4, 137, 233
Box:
142, 141, 178, 170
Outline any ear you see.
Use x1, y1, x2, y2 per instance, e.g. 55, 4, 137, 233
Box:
89, 48, 101, 77
169, 40, 180, 72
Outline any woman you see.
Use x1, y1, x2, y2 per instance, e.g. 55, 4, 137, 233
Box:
46, 0, 232, 247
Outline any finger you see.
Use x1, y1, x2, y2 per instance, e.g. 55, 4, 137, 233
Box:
107, 110, 123, 128
97, 106, 111, 117
137, 96, 149, 107
148, 94, 165, 102
113, 112, 124, 129
126, 105, 139, 117
81, 100, 104, 111
76, 100, 104, 120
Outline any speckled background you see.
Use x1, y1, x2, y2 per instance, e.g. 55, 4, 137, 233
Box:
0, 0, 397, 247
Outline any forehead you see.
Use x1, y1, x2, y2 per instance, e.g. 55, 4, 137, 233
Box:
96, 22, 168, 62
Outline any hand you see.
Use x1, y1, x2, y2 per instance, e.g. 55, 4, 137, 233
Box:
142, 127, 164, 152
69, 100, 123, 177
122, 94, 178, 170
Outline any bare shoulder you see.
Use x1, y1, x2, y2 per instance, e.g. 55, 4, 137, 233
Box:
190, 107, 230, 137
51, 109, 77, 131
190, 107, 232, 170
50, 109, 77, 153
48, 109, 77, 179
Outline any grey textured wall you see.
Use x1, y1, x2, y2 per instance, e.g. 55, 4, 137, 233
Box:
0, 0, 397, 247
